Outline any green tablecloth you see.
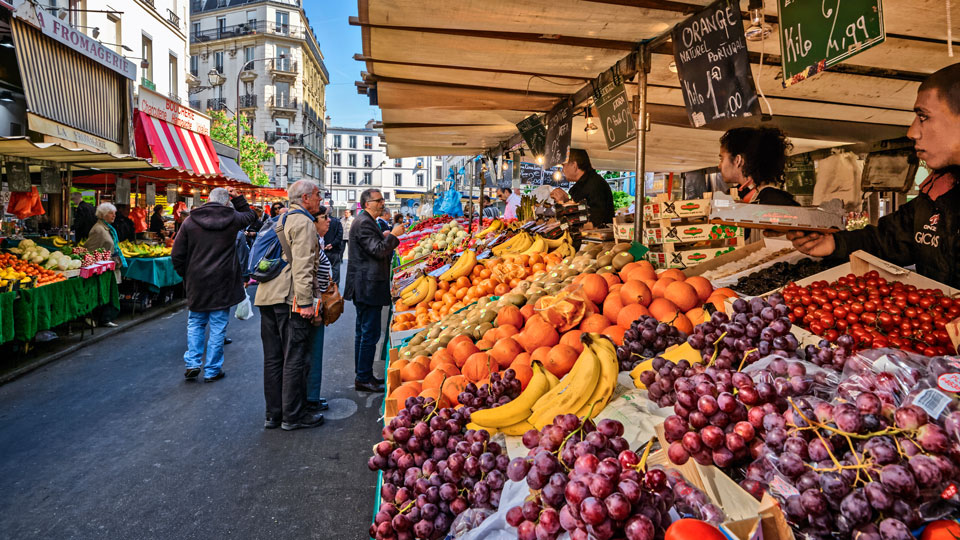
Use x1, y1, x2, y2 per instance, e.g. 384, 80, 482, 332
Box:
122, 257, 182, 291
0, 290, 14, 345
13, 272, 119, 342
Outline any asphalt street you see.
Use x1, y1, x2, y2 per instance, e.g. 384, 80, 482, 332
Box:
0, 291, 385, 540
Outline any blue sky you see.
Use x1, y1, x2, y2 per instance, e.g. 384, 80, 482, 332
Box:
304, 1, 380, 129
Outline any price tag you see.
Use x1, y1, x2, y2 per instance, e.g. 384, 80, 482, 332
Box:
428, 264, 450, 278
913, 388, 951, 420
476, 250, 492, 260
937, 373, 960, 393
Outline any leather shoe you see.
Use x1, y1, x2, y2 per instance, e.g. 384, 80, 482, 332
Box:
203, 371, 226, 383
306, 400, 329, 412
224, 337, 233, 345
264, 416, 281, 429
184, 368, 201, 380
281, 412, 325, 431
355, 379, 385, 393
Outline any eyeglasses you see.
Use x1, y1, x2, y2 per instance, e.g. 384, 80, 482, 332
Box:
368, 198, 384, 203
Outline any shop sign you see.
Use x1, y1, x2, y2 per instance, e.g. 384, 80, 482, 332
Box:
137, 85, 211, 136
777, 0, 884, 87
14, 0, 136, 80
27, 113, 121, 153
515, 115, 546, 159
519, 161, 543, 186
593, 69, 636, 151
146, 183, 156, 207
6, 158, 31, 191
115, 177, 131, 203
543, 101, 572, 169
39, 166, 61, 194
166, 185, 178, 204
671, 0, 759, 127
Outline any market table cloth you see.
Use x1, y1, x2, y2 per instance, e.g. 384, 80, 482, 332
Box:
121, 256, 182, 291
0, 290, 14, 345
13, 272, 119, 342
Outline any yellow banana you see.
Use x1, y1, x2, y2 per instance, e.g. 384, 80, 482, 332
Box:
492, 233, 526, 256
505, 234, 533, 254
575, 334, 619, 418
400, 275, 426, 296
520, 236, 547, 255
500, 419, 537, 436
542, 367, 561, 389
529, 345, 602, 429
401, 280, 431, 307
417, 277, 438, 308
440, 250, 477, 281
543, 235, 564, 249
469, 362, 552, 428
477, 219, 503, 237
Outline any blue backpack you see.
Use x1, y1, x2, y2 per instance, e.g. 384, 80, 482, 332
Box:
247, 209, 314, 282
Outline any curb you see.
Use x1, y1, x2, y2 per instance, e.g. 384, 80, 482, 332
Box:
0, 299, 189, 385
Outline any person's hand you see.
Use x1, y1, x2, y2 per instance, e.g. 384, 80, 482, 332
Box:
550, 188, 569, 203
323, 244, 332, 250
227, 187, 240, 198
298, 306, 314, 318
390, 223, 405, 237
786, 230, 837, 257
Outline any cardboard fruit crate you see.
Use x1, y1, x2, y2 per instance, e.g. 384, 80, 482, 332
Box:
383, 347, 403, 425
643, 223, 744, 245
643, 196, 713, 221
646, 243, 740, 269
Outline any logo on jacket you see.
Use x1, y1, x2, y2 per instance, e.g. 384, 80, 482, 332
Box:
916, 213, 941, 246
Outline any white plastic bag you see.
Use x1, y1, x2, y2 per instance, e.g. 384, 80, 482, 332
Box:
235, 292, 253, 320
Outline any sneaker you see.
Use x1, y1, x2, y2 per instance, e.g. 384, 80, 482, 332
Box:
281, 412, 325, 431
224, 337, 233, 345
103, 322, 119, 328
355, 379, 385, 393
203, 371, 226, 383
306, 400, 329, 412
264, 416, 281, 429
184, 368, 201, 380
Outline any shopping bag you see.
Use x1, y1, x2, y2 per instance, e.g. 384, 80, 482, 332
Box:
235, 291, 253, 320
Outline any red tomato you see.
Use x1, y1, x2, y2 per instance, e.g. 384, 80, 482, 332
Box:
665, 519, 726, 540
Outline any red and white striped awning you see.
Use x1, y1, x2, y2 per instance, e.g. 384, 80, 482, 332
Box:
134, 111, 221, 175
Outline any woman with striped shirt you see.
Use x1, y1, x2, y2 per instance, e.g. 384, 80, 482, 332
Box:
306, 206, 334, 413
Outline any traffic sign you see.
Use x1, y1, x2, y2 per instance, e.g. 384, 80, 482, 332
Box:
273, 140, 290, 155
275, 165, 287, 176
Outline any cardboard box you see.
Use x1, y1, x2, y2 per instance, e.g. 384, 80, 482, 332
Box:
613, 214, 635, 241
709, 198, 845, 233
643, 197, 712, 220
683, 237, 793, 278
643, 223, 744, 245
647, 244, 740, 269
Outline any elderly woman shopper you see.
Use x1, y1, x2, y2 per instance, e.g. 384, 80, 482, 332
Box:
306, 205, 334, 412
85, 202, 127, 327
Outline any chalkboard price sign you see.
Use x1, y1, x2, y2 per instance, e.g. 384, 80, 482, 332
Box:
544, 101, 572, 169
6, 159, 30, 192
777, 0, 884, 86
516, 115, 546, 158
671, 0, 759, 128
594, 78, 636, 151
519, 161, 544, 186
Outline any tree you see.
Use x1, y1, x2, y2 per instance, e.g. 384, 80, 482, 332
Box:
208, 110, 275, 186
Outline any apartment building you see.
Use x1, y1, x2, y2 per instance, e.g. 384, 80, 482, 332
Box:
187, 0, 328, 186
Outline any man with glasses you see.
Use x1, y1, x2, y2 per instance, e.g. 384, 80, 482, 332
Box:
550, 149, 614, 228
343, 189, 405, 392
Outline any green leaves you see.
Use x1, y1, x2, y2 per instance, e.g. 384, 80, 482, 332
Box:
208, 111, 275, 187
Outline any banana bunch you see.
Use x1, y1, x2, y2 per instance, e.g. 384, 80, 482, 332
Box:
42, 236, 71, 248
399, 275, 438, 309
476, 219, 504, 237
468, 334, 619, 435
527, 333, 619, 430
119, 240, 172, 258
547, 231, 576, 258
438, 249, 477, 282
491, 232, 532, 257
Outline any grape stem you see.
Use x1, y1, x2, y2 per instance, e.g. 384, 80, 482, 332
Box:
786, 397, 914, 440
635, 437, 656, 472
737, 348, 758, 372
706, 331, 729, 368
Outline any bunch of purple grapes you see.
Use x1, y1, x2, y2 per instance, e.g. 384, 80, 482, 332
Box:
457, 369, 521, 417
687, 295, 796, 370
748, 357, 834, 400
636, 356, 698, 408
503, 415, 723, 540
617, 316, 687, 371
368, 396, 509, 540
741, 398, 960, 540
803, 335, 856, 371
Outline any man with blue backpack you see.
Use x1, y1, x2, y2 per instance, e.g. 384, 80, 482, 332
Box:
252, 180, 325, 431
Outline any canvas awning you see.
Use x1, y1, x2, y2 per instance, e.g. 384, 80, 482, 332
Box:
0, 137, 156, 171
354, 0, 959, 172
134, 111, 221, 176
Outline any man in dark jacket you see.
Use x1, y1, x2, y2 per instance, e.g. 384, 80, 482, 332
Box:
789, 63, 960, 289
71, 192, 97, 241
113, 204, 136, 243
344, 188, 405, 392
172, 187, 257, 382
550, 149, 614, 227
323, 211, 345, 288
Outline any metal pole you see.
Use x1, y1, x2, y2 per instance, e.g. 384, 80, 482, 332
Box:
633, 44, 649, 245
236, 67, 242, 165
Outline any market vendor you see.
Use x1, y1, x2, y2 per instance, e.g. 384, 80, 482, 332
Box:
549, 149, 614, 227
498, 187, 521, 220
788, 63, 960, 288
719, 127, 798, 206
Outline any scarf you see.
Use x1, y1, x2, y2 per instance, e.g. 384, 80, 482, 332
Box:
105, 220, 127, 268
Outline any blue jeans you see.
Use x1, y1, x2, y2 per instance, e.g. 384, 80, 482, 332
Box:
183, 309, 230, 378
354, 302, 383, 383
306, 323, 325, 402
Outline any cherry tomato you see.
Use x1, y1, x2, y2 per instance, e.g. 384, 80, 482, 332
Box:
920, 297, 936, 309
847, 313, 861, 325
833, 306, 848, 319
810, 322, 824, 335
835, 319, 848, 331
861, 312, 877, 325
871, 337, 889, 348
864, 301, 877, 313
850, 303, 864, 315
824, 329, 840, 342
904, 307, 918, 319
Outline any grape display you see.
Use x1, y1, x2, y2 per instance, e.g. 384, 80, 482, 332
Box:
506, 416, 724, 540
368, 397, 510, 540
456, 369, 522, 417
617, 316, 687, 371
686, 295, 797, 371
732, 258, 833, 296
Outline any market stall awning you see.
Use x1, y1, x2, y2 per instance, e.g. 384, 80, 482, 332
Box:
355, 0, 960, 172
217, 155, 252, 184
0, 137, 156, 171
134, 111, 221, 175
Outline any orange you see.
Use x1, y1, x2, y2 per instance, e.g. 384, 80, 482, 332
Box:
456, 276, 471, 288
617, 303, 652, 329
684, 276, 714, 302
664, 281, 699, 312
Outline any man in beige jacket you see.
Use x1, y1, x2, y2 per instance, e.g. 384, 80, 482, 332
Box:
254, 179, 324, 431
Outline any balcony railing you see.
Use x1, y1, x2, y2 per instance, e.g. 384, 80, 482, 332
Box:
167, 9, 180, 26
142, 0, 155, 8
268, 58, 298, 74
189, 99, 201, 110
191, 0, 301, 14
238, 94, 257, 108
206, 98, 226, 111
268, 95, 297, 110
190, 20, 312, 44
264, 131, 303, 146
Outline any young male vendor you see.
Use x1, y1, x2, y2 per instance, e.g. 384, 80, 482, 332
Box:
789, 63, 960, 288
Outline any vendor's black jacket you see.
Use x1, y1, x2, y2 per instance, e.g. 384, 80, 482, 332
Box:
113, 212, 136, 242
828, 170, 960, 288
73, 201, 96, 240
171, 195, 257, 312
344, 210, 399, 306
150, 212, 165, 237
569, 169, 615, 227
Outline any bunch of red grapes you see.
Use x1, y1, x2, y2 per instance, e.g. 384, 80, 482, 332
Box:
368, 397, 510, 540
686, 295, 797, 371
781, 270, 959, 356
504, 415, 724, 540
617, 316, 687, 371
457, 369, 521, 417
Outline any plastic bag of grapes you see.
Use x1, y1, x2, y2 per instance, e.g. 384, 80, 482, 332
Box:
834, 348, 930, 410
741, 353, 841, 401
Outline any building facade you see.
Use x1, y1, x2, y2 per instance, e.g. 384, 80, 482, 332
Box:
325, 122, 441, 216
187, 0, 328, 186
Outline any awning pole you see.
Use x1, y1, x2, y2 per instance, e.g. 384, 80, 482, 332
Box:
633, 44, 649, 245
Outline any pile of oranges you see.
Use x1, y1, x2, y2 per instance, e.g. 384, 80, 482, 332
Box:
392, 252, 565, 331
0, 253, 67, 288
